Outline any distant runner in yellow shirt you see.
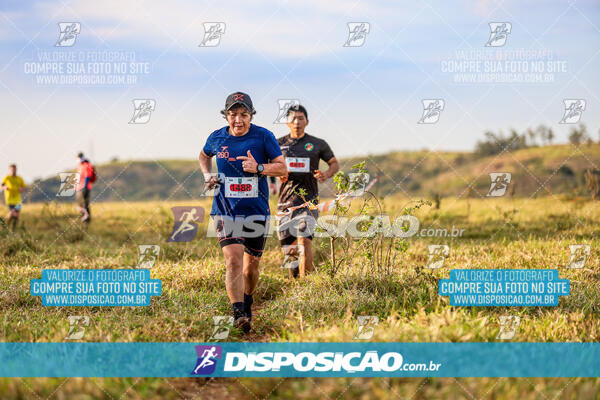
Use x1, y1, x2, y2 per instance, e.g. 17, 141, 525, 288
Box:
1, 164, 27, 230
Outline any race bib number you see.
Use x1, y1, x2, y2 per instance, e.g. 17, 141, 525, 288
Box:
286, 157, 310, 173
224, 177, 258, 198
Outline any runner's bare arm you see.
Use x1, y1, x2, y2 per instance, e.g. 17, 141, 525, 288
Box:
198, 150, 212, 174
262, 155, 287, 177
199, 150, 218, 189
314, 157, 339, 183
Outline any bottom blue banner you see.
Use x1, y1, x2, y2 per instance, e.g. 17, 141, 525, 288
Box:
1, 343, 598, 377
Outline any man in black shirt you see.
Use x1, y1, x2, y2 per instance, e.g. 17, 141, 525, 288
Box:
274, 104, 339, 277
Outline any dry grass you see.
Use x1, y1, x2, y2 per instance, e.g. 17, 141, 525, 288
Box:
0, 196, 599, 398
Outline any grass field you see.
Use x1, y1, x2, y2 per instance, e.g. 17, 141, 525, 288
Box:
1, 195, 599, 398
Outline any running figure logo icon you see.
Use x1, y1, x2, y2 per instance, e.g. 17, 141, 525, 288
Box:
496, 315, 520, 340
65, 316, 89, 340
425, 245, 449, 269
56, 22, 81, 47
487, 172, 511, 197
418, 99, 445, 124
344, 22, 370, 47
129, 99, 156, 124
559, 99, 586, 124
348, 173, 369, 197
209, 316, 234, 340
485, 22, 511, 47
353, 316, 379, 340
281, 244, 304, 269
167, 207, 204, 242
191, 345, 223, 375
57, 172, 80, 197
137, 245, 160, 268
199, 22, 226, 47
274, 99, 300, 124
200, 173, 224, 197
567, 244, 590, 269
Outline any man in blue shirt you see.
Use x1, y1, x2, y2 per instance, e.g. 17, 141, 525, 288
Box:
199, 92, 286, 333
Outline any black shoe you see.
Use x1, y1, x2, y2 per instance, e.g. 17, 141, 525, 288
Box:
234, 315, 251, 334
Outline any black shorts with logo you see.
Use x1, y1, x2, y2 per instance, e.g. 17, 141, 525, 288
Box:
213, 215, 269, 258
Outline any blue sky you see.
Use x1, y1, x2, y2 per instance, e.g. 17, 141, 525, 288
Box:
1, 0, 599, 180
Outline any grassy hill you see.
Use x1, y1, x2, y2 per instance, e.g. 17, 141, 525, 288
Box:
26, 143, 600, 203
344, 143, 600, 199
